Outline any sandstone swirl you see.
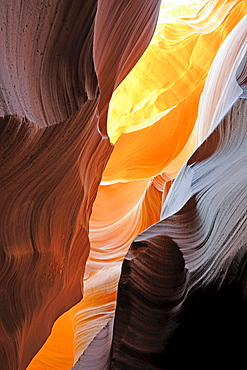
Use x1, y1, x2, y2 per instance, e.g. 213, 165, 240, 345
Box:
89, 0, 247, 272
0, 1, 161, 369
1, 0, 247, 369
110, 13, 247, 369
111, 99, 247, 370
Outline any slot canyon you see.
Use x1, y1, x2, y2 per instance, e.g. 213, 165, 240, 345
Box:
0, 0, 246, 369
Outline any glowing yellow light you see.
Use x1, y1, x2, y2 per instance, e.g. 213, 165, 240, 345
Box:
107, 0, 210, 144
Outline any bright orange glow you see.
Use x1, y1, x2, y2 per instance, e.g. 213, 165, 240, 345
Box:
28, 1, 247, 368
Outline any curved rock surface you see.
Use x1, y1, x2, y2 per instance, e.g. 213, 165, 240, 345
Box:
27, 264, 121, 370
88, 0, 247, 277
110, 12, 247, 367
112, 101, 247, 369
1, 0, 247, 369
104, 0, 247, 181
72, 319, 114, 370
0, 1, 161, 369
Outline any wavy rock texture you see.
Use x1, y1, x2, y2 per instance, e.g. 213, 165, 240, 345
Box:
10, 1, 247, 368
0, 0, 161, 369
36, 1, 247, 366
88, 0, 247, 275
104, 0, 247, 175
1, 0, 247, 369
27, 265, 121, 370
111, 12, 247, 369
72, 319, 114, 370
111, 99, 247, 369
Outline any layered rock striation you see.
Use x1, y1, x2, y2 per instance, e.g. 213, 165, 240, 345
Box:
111, 99, 247, 369
110, 11, 247, 367
0, 1, 161, 369
1, 1, 247, 369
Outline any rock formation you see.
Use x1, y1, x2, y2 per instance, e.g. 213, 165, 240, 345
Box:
0, 1, 161, 369
0, 0, 246, 369
111, 97, 247, 369
111, 9, 247, 369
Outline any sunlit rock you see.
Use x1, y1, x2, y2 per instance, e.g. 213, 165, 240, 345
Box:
111, 12, 247, 367
1, 0, 246, 369
0, 0, 161, 369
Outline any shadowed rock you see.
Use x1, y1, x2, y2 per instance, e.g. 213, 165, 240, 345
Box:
0, 1, 161, 369
111, 98, 247, 369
